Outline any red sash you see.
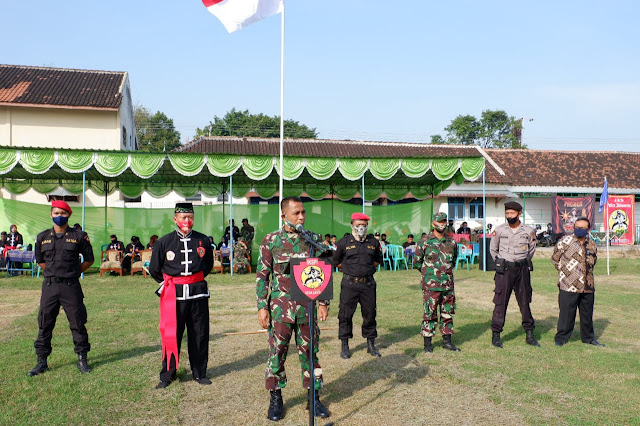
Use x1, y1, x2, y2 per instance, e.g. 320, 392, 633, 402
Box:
4, 245, 17, 259
159, 271, 205, 369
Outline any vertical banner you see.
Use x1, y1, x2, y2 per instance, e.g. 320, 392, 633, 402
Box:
604, 195, 635, 245
551, 195, 596, 234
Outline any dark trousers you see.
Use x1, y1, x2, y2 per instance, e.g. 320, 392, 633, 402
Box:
34, 280, 90, 356
160, 297, 209, 382
491, 266, 535, 333
338, 276, 377, 340
555, 291, 595, 344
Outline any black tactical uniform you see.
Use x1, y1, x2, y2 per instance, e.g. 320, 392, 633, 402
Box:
333, 233, 383, 357
31, 227, 94, 372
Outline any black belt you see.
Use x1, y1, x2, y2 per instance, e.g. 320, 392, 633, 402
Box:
505, 260, 528, 268
46, 277, 75, 284
344, 274, 374, 284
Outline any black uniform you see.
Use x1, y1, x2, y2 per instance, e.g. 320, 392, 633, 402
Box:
108, 240, 124, 251
333, 234, 383, 340
122, 241, 144, 271
149, 229, 214, 383
33, 227, 94, 356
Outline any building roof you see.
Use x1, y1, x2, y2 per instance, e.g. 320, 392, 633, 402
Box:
0, 64, 126, 110
177, 136, 485, 158
484, 149, 640, 190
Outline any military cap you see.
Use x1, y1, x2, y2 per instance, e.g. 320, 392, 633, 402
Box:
504, 201, 523, 212
52, 200, 73, 214
433, 212, 447, 222
351, 212, 370, 221
175, 202, 194, 213
374, 231, 380, 236
237, 236, 245, 242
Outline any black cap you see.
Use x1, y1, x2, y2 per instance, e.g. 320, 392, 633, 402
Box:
110, 234, 116, 239
175, 202, 194, 213
242, 218, 248, 222
504, 201, 523, 212
374, 232, 380, 236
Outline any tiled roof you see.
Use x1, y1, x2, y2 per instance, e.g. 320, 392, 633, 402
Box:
0, 64, 125, 109
177, 136, 484, 158
484, 149, 640, 189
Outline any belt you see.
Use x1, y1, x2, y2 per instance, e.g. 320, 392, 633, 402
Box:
45, 277, 77, 284
345, 274, 374, 284
505, 259, 528, 268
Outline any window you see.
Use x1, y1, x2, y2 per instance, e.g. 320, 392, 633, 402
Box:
469, 198, 484, 219
448, 197, 465, 220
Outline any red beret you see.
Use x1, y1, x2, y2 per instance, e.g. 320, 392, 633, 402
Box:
351, 213, 370, 221
52, 200, 72, 215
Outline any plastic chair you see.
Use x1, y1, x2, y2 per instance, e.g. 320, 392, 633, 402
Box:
470, 243, 479, 264
389, 245, 408, 270
382, 244, 392, 270
455, 244, 471, 270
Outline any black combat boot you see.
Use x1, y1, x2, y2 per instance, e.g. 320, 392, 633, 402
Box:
492, 331, 503, 348
27, 355, 49, 376
340, 339, 351, 359
267, 389, 283, 422
77, 353, 92, 373
525, 330, 540, 347
442, 335, 461, 351
367, 338, 381, 357
306, 389, 330, 418
423, 336, 433, 353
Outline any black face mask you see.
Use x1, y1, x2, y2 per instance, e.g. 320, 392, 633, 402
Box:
506, 217, 519, 225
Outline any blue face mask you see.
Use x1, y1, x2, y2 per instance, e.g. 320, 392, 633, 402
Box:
52, 215, 69, 226
574, 228, 589, 238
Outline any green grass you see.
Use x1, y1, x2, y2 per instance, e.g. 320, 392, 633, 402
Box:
1, 259, 639, 425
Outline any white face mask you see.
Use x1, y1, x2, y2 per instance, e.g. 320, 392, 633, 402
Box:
354, 225, 368, 237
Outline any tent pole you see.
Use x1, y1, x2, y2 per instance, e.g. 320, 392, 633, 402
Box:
82, 171, 86, 229
361, 174, 365, 214
482, 167, 486, 272
229, 175, 234, 277
277, 4, 285, 229
331, 185, 334, 235
522, 192, 526, 224
104, 182, 108, 242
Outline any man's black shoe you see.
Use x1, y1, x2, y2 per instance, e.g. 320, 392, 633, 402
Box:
492, 331, 503, 348
27, 356, 49, 377
306, 389, 330, 419
555, 340, 565, 346
267, 389, 283, 421
196, 377, 212, 385
156, 380, 172, 389
588, 339, 605, 347
77, 353, 92, 373
423, 336, 433, 353
525, 330, 540, 347
442, 335, 461, 351
367, 338, 381, 357
340, 339, 351, 359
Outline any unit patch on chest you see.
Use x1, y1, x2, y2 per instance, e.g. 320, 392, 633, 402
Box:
166, 250, 175, 261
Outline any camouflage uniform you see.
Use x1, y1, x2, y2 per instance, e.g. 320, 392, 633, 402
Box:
414, 230, 458, 337
256, 228, 328, 391
233, 241, 251, 274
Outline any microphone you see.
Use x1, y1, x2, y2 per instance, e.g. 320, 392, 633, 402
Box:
295, 224, 334, 251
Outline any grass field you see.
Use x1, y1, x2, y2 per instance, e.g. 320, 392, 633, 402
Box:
1, 258, 639, 425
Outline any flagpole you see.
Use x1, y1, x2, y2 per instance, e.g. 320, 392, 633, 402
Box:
606, 195, 610, 276
278, 4, 285, 227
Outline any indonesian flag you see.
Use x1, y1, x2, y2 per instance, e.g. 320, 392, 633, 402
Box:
202, 0, 284, 33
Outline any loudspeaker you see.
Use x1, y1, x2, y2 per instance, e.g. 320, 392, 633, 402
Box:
479, 238, 495, 271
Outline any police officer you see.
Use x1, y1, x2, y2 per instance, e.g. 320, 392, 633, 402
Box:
28, 200, 94, 376
490, 201, 540, 348
333, 213, 383, 359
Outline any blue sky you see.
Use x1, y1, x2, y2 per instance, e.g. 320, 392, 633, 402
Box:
3, 1, 639, 151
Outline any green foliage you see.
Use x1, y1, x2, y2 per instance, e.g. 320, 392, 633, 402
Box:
134, 105, 181, 152
431, 109, 525, 149
195, 108, 318, 139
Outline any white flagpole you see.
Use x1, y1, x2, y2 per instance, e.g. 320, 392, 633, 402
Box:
278, 4, 285, 227
606, 194, 610, 276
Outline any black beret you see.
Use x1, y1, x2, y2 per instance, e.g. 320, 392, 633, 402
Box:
504, 201, 523, 212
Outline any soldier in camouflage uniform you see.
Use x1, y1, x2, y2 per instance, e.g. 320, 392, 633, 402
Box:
256, 196, 330, 422
414, 212, 461, 352
233, 237, 251, 274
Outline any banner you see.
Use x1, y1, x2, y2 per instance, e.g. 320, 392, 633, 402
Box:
551, 195, 596, 234
604, 195, 635, 245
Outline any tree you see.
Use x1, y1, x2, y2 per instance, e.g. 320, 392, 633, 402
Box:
430, 109, 525, 149
195, 108, 318, 139
134, 105, 181, 152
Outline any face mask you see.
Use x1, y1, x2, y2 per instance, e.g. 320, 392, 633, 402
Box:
506, 217, 519, 225
283, 215, 297, 230
574, 228, 589, 238
434, 223, 447, 232
176, 220, 194, 234
354, 225, 368, 237
52, 216, 68, 226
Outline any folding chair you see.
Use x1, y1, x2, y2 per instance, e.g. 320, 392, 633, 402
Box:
455, 244, 470, 270
390, 245, 408, 270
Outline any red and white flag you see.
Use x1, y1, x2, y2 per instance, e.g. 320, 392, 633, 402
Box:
202, 0, 284, 33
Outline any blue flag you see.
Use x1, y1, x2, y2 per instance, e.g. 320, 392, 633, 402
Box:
598, 177, 608, 213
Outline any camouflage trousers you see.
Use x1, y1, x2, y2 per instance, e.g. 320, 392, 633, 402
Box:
235, 259, 250, 274
421, 289, 456, 337
265, 319, 323, 391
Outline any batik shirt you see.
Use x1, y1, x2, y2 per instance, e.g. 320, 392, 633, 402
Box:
551, 235, 597, 293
